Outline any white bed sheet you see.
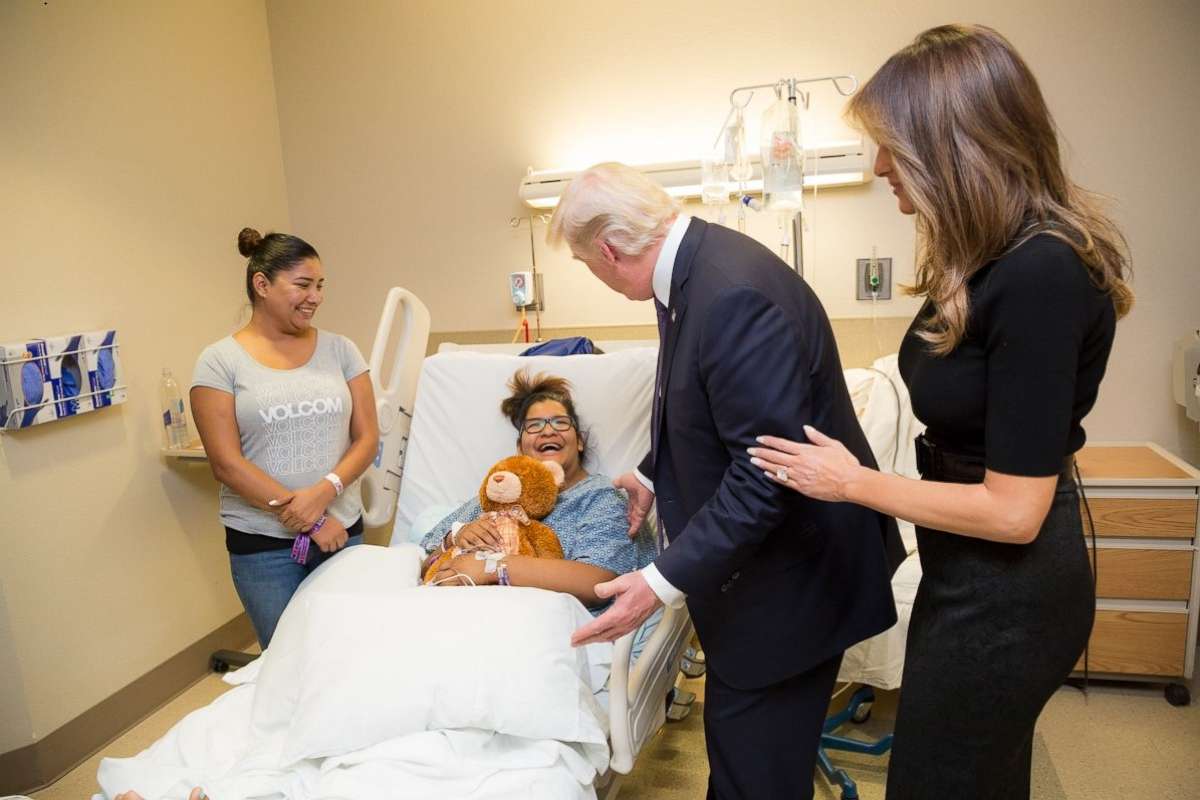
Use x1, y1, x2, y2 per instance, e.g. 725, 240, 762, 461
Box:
837, 353, 925, 689
836, 552, 922, 690
93, 547, 613, 800
94, 682, 604, 800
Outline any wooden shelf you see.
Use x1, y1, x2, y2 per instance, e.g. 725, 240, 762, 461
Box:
162, 438, 207, 460
1073, 441, 1199, 684
1077, 441, 1200, 487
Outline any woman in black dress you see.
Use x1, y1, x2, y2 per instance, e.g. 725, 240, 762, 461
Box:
747, 24, 1133, 799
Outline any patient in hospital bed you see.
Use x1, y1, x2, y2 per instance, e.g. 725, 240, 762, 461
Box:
419, 369, 656, 611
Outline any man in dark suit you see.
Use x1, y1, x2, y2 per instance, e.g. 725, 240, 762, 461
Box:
560, 163, 903, 799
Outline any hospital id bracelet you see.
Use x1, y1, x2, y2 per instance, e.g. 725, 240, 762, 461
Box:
291, 514, 327, 565
324, 472, 344, 496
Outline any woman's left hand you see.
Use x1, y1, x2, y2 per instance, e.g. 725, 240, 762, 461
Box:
311, 515, 349, 553
431, 553, 498, 587
275, 482, 336, 531
748, 425, 862, 502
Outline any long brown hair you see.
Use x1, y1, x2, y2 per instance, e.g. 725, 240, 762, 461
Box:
846, 24, 1133, 354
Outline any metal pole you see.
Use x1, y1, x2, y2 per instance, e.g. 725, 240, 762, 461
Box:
792, 212, 804, 278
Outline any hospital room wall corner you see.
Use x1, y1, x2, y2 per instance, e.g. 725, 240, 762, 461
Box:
1, 1, 291, 793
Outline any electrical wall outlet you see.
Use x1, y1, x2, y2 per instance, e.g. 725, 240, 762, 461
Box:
855, 257, 892, 301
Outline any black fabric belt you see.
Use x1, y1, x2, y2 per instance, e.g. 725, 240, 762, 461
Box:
914, 434, 1075, 485
226, 516, 364, 555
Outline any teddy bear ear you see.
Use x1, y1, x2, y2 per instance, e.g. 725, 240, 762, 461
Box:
540, 459, 565, 487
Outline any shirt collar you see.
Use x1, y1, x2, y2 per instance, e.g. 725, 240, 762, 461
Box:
652, 214, 691, 307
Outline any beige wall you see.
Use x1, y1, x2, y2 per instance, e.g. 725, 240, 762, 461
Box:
266, 0, 1200, 464
0, 1, 289, 754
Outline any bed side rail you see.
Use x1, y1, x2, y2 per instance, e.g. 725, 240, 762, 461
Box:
607, 604, 694, 774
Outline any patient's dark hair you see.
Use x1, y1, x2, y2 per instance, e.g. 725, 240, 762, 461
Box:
238, 227, 320, 304
501, 369, 589, 461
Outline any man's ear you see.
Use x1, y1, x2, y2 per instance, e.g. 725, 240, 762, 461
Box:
596, 240, 620, 266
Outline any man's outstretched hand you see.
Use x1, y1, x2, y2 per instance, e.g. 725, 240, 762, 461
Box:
571, 571, 662, 646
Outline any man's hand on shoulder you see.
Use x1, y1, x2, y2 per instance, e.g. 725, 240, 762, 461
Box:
613, 472, 654, 539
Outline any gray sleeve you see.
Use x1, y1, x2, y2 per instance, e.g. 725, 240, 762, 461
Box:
337, 335, 369, 382
190, 343, 234, 394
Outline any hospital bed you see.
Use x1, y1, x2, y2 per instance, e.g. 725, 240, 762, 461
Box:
386, 335, 697, 796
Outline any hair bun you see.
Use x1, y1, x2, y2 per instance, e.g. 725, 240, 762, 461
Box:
238, 227, 263, 257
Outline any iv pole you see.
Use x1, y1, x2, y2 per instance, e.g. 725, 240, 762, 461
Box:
715, 74, 858, 278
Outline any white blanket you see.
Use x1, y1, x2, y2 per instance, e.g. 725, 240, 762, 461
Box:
94, 546, 612, 800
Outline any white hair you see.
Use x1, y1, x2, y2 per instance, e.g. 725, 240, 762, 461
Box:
547, 162, 681, 259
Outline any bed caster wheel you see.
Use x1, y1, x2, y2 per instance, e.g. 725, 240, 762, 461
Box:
210, 649, 257, 674
1165, 683, 1190, 707
851, 702, 873, 724
666, 701, 693, 722
671, 688, 697, 706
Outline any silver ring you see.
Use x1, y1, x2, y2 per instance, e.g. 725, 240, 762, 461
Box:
776, 467, 789, 482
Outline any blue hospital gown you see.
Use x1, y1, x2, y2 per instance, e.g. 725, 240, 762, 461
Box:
420, 473, 657, 614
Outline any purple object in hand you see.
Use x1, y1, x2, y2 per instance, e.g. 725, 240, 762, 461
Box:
291, 534, 311, 565
291, 514, 327, 565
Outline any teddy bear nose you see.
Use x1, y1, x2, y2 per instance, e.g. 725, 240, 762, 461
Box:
492, 474, 504, 483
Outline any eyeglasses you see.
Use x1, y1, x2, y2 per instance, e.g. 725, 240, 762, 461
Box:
522, 415, 574, 434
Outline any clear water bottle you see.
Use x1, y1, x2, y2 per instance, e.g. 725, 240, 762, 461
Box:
160, 367, 189, 448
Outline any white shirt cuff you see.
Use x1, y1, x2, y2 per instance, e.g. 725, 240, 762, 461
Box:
642, 563, 686, 609
634, 469, 654, 492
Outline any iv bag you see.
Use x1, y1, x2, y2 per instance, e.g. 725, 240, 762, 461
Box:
701, 150, 732, 205
760, 96, 804, 212
727, 108, 753, 184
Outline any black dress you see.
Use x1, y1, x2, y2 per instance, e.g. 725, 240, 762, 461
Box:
887, 234, 1116, 799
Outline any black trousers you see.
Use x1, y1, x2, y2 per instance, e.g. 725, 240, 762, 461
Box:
704, 652, 843, 800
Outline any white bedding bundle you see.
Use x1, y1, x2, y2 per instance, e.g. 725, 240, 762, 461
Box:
94, 546, 613, 800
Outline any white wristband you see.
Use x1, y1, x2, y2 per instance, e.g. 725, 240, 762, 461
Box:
324, 472, 344, 496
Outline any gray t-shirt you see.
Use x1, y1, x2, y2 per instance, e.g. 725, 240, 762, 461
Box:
191, 330, 369, 537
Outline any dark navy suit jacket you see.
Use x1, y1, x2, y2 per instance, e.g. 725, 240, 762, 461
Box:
641, 218, 904, 691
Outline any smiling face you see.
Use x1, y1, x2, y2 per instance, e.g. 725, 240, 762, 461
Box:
518, 399, 585, 486
253, 257, 325, 333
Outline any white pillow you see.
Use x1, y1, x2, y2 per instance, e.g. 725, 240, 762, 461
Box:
393, 349, 657, 545
250, 546, 608, 765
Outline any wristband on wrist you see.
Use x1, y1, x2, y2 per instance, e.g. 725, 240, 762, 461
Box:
324, 472, 344, 496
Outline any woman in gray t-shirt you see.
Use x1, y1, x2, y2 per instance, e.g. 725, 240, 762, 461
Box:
190, 228, 380, 648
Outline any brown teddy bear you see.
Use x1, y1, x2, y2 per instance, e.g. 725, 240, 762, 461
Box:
422, 455, 566, 584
